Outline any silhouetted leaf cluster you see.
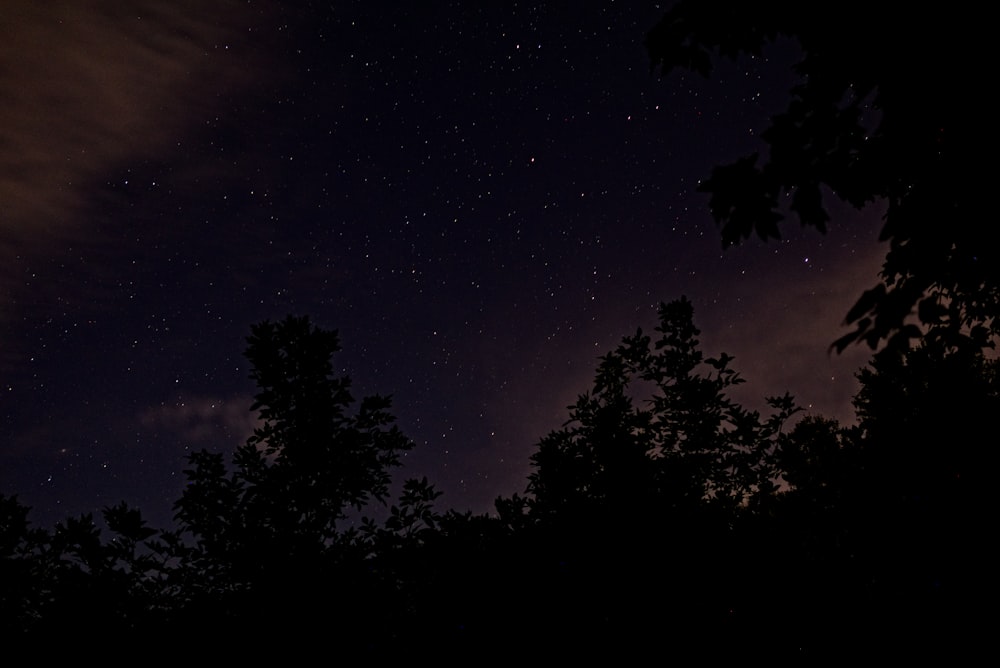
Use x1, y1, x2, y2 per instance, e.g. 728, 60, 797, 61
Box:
526, 297, 797, 523
646, 1, 994, 354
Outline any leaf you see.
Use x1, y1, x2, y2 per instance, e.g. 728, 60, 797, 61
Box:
844, 286, 886, 325
917, 295, 947, 324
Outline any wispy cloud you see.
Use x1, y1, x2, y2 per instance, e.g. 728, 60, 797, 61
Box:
0, 0, 280, 311
138, 394, 259, 449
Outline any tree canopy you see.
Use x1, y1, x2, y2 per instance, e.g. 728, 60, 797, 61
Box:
525, 297, 797, 521
646, 1, 993, 353
0, 298, 991, 658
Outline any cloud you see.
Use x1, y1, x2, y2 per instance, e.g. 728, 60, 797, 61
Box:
138, 395, 259, 449
0, 0, 280, 307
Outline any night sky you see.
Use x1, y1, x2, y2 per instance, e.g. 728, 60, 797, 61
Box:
2, 1, 883, 531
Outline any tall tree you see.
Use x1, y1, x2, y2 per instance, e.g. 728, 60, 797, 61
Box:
646, 2, 992, 352
171, 315, 415, 638
509, 297, 802, 654
2, 317, 440, 653
527, 296, 797, 521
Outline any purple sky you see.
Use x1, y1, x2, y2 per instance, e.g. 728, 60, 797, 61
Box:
1, 1, 884, 530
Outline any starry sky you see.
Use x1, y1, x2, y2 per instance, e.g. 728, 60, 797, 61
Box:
1, 1, 884, 531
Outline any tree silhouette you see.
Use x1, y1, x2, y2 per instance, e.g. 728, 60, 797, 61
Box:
0, 316, 453, 653
756, 337, 997, 660
850, 341, 995, 619
645, 9, 993, 655
0, 495, 171, 646
4, 301, 990, 657
496, 297, 804, 656
166, 315, 421, 647
0, 493, 45, 634
527, 297, 797, 520
646, 2, 992, 352
495, 296, 993, 658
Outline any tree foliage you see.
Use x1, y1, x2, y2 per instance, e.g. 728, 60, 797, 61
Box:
769, 341, 996, 656
1, 302, 990, 657
646, 1, 993, 352
175, 316, 413, 554
487, 298, 809, 654
166, 315, 420, 640
526, 297, 798, 521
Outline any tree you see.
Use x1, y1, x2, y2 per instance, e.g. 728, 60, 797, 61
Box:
1, 316, 443, 653
0, 494, 45, 634
505, 297, 802, 654
526, 296, 798, 521
170, 315, 416, 638
645, 2, 992, 352
849, 339, 996, 603
0, 496, 169, 646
